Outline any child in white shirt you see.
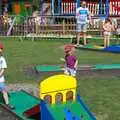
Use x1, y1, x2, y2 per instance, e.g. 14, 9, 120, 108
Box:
0, 42, 14, 109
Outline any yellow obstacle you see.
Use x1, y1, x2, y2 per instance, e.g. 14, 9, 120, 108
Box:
94, 45, 104, 49
39, 74, 77, 104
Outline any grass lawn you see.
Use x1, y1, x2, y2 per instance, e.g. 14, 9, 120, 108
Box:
1, 37, 120, 120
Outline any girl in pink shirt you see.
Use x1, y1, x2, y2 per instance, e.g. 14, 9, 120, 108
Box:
103, 18, 115, 48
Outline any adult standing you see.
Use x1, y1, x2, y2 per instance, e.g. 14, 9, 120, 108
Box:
76, 1, 91, 46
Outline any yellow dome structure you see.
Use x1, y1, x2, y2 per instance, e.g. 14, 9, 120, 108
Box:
39, 74, 77, 104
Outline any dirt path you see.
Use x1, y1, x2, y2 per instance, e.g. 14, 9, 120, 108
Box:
7, 83, 39, 97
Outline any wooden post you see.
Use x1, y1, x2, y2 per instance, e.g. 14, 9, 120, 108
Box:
63, 19, 65, 35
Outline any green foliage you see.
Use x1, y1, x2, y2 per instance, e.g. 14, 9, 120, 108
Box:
32, 0, 40, 11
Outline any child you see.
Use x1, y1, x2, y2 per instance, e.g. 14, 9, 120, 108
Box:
116, 25, 120, 38
61, 44, 78, 77
103, 18, 115, 48
0, 42, 14, 109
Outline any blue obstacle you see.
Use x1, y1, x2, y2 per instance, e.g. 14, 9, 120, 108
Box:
103, 45, 120, 53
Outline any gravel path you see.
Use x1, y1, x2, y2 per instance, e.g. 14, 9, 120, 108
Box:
7, 83, 39, 97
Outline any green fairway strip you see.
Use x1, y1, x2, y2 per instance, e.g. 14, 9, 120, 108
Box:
48, 100, 93, 120
35, 65, 62, 72
35, 63, 120, 72
9, 91, 40, 120
95, 64, 120, 70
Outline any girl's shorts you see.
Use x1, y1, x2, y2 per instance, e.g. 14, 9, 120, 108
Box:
64, 67, 76, 77
104, 31, 111, 36
0, 82, 6, 92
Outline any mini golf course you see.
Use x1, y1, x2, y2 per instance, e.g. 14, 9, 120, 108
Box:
35, 64, 120, 72
0, 91, 96, 120
34, 64, 120, 80
75, 44, 120, 53
47, 97, 95, 120
0, 90, 40, 120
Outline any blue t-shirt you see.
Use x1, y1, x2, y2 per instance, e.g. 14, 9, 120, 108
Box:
76, 7, 89, 24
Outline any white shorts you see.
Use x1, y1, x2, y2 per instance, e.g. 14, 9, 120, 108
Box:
104, 31, 111, 36
64, 67, 76, 77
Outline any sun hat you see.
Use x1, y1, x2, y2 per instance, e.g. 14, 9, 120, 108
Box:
64, 44, 74, 52
0, 42, 3, 49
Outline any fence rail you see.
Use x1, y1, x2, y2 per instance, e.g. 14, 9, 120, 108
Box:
0, 15, 120, 37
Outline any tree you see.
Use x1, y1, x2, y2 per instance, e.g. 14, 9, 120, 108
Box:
32, 0, 40, 11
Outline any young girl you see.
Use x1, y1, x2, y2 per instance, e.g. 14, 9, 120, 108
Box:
116, 25, 120, 38
103, 18, 115, 48
61, 44, 78, 77
0, 42, 14, 109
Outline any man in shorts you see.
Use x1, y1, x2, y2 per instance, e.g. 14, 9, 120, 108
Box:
76, 1, 91, 46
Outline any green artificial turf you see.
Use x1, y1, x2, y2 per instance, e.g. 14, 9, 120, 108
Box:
35, 64, 120, 72
9, 91, 40, 120
95, 64, 120, 70
35, 65, 62, 72
48, 100, 93, 120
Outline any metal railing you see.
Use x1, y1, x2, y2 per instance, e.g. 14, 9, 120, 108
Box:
0, 15, 120, 37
